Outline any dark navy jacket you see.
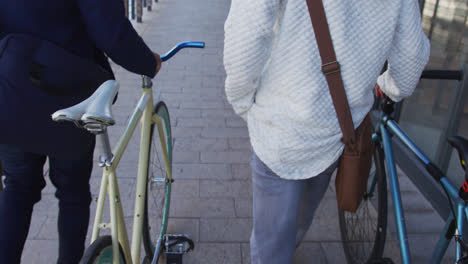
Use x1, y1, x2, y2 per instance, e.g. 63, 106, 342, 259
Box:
0, 0, 157, 157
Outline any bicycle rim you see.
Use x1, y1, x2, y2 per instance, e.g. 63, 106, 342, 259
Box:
339, 144, 388, 264
143, 102, 172, 261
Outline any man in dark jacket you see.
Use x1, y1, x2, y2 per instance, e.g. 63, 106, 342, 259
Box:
0, 0, 162, 263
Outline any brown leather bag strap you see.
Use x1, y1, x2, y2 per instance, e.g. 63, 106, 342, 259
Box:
305, 0, 356, 145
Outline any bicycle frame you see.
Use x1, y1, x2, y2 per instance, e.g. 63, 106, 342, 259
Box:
90, 77, 172, 264
375, 112, 468, 263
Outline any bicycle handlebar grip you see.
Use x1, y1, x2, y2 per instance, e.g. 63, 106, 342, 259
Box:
161, 41, 205, 62
421, 70, 463, 81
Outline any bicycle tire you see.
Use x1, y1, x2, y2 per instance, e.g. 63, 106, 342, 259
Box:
338, 143, 388, 264
79, 236, 126, 264
142, 101, 172, 263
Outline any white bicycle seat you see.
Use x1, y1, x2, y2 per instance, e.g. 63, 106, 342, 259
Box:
52, 80, 119, 129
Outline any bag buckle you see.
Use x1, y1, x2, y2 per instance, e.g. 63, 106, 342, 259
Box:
322, 61, 341, 75
343, 138, 358, 154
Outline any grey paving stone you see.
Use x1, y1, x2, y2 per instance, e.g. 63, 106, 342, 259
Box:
400, 190, 434, 212
173, 151, 200, 163
203, 76, 226, 88
174, 137, 228, 152
224, 101, 234, 110
234, 199, 253, 218
383, 238, 403, 264
36, 216, 59, 240
161, 92, 204, 102
201, 56, 225, 70
320, 242, 347, 263
396, 210, 445, 234
160, 78, 201, 91
303, 197, 341, 242
200, 218, 252, 242
22, 240, 59, 264
201, 151, 251, 164
179, 101, 225, 110
183, 88, 224, 97
407, 233, 455, 264
169, 198, 235, 218
241, 243, 251, 264
226, 116, 247, 128
173, 163, 231, 180
397, 172, 420, 192
170, 109, 202, 118
202, 57, 227, 69
33, 194, 58, 218
113, 161, 139, 179
200, 65, 226, 75
27, 215, 48, 239
323, 181, 337, 199
325, 173, 338, 198
232, 164, 252, 180
293, 243, 328, 264
228, 138, 251, 151
176, 117, 226, 128
158, 97, 180, 109
183, 243, 242, 264
42, 174, 55, 195
202, 127, 249, 138
173, 127, 202, 138
200, 180, 252, 198
202, 109, 238, 118
172, 179, 200, 197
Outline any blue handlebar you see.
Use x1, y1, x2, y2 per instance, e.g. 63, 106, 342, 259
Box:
160, 41, 205, 61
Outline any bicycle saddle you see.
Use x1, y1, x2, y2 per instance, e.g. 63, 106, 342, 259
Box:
52, 80, 119, 129
448, 136, 468, 171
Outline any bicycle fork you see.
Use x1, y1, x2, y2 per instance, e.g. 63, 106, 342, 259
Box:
380, 124, 412, 264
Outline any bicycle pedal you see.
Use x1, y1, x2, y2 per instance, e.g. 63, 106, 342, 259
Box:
164, 234, 195, 264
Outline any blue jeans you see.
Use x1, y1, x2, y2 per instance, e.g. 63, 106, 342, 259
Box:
0, 143, 94, 264
250, 152, 338, 264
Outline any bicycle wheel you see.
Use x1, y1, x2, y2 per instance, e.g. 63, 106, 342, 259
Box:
338, 143, 388, 264
142, 101, 172, 262
80, 236, 126, 264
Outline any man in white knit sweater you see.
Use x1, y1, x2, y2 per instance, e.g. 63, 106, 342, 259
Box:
224, 0, 430, 262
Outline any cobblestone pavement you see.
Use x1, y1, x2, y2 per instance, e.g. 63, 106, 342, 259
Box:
19, 0, 455, 263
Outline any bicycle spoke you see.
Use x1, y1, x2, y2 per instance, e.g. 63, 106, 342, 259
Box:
339, 152, 387, 264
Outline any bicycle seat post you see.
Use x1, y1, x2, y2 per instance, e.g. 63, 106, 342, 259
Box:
96, 129, 113, 167
142, 76, 152, 89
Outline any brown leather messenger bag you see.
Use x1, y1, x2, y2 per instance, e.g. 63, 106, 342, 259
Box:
305, 0, 374, 212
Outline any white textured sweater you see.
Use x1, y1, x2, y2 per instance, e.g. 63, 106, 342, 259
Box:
224, 0, 430, 180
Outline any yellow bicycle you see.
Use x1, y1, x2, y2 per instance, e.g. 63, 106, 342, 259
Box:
52, 42, 204, 264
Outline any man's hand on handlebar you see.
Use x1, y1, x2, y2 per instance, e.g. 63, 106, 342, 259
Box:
154, 52, 163, 77
375, 84, 385, 98
152, 42, 205, 77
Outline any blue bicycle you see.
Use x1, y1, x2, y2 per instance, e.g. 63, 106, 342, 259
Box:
338, 70, 468, 264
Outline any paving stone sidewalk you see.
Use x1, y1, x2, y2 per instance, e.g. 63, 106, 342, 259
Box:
20, 0, 455, 263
